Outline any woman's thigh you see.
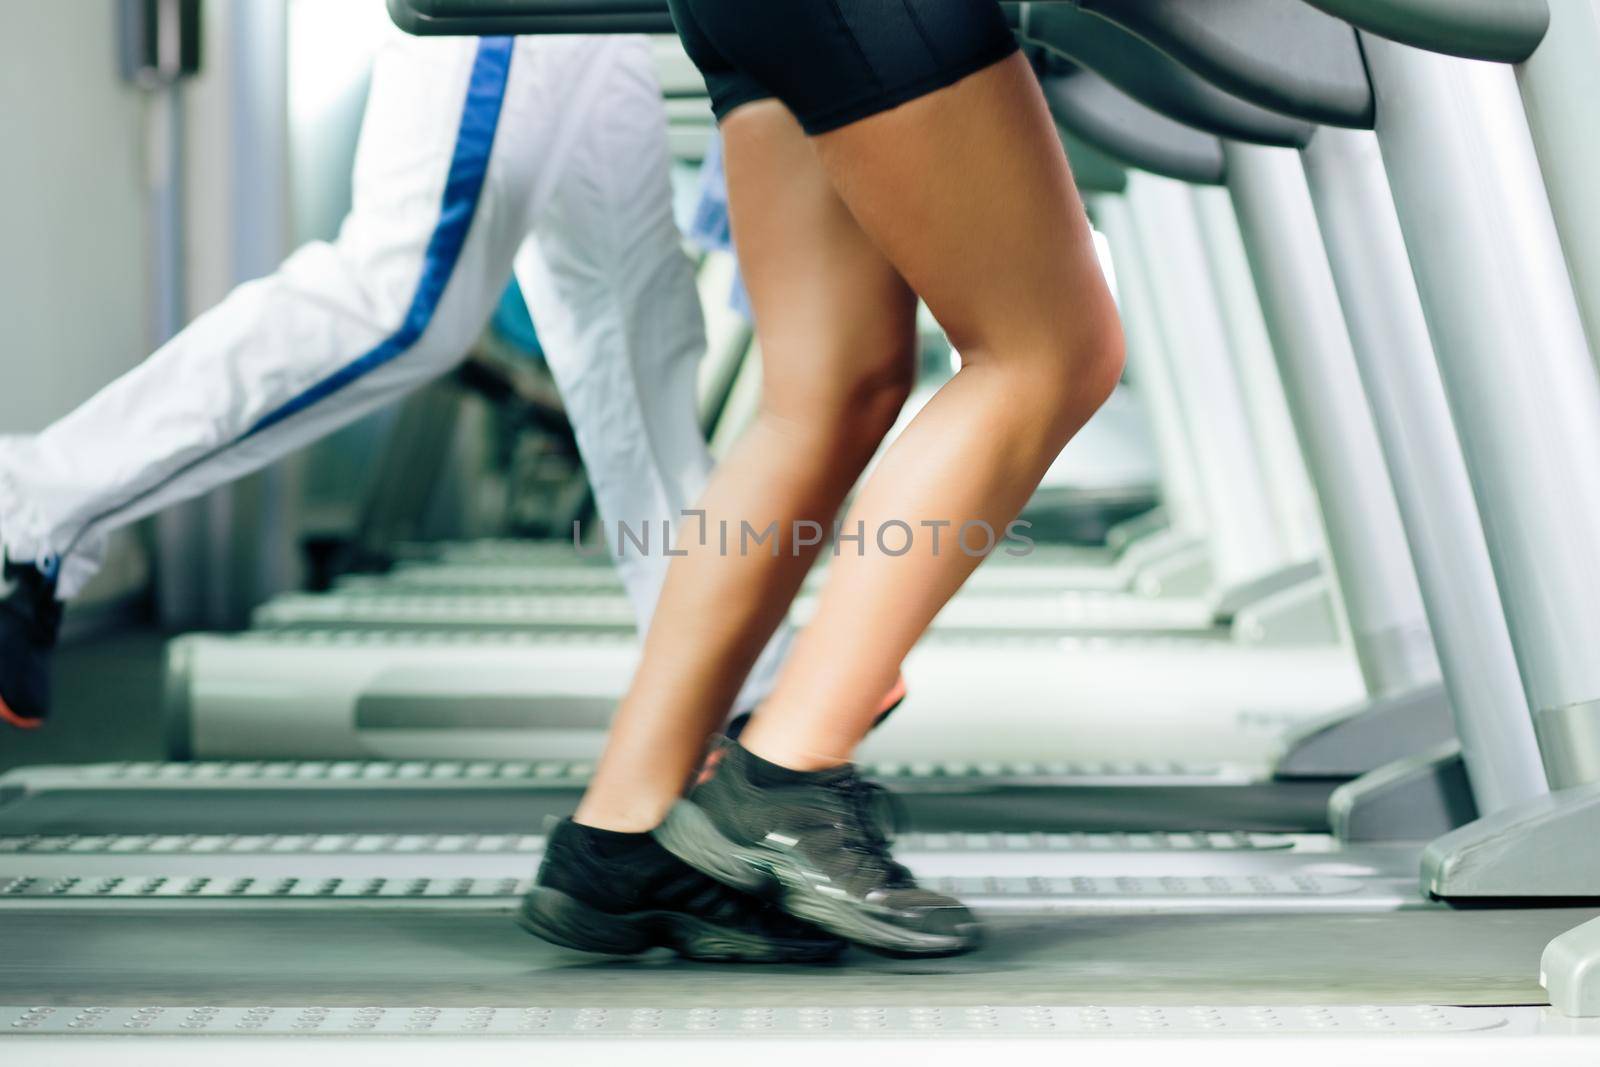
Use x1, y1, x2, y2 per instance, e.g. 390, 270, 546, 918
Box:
812, 52, 1114, 366
719, 102, 917, 423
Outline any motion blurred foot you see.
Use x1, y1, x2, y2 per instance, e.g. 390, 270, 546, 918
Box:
518, 818, 846, 963
658, 742, 983, 959
0, 560, 61, 729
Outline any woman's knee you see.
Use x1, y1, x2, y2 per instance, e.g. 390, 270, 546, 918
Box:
815, 299, 917, 441
763, 335, 915, 455
969, 293, 1126, 440
843, 347, 917, 441
1065, 297, 1127, 413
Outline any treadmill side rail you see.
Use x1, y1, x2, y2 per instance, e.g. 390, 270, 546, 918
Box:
1275, 682, 1454, 779
1228, 575, 1339, 647
1544, 915, 1600, 1017
1422, 781, 1600, 899
1210, 557, 1324, 622
1327, 741, 1477, 843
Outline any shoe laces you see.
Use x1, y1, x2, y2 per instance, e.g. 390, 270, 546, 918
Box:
823, 771, 914, 889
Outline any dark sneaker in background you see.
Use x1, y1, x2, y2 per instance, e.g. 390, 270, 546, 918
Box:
657, 741, 983, 959
518, 817, 846, 963
0, 560, 62, 729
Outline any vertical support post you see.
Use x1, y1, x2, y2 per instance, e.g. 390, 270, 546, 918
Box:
1516, 0, 1600, 359
1123, 172, 1287, 592
1364, 35, 1600, 789
1300, 128, 1549, 815
1088, 195, 1208, 542
1221, 143, 1439, 700
1190, 187, 1325, 564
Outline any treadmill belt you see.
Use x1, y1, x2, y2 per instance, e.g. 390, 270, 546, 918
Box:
0, 780, 1339, 836
4, 907, 1589, 1007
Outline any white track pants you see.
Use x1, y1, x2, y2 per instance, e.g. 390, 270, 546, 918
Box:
0, 32, 790, 712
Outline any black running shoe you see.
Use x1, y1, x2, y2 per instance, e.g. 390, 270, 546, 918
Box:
518, 818, 845, 963
0, 561, 61, 729
657, 742, 983, 959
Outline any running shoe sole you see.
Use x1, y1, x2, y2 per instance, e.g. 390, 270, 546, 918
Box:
516, 887, 844, 964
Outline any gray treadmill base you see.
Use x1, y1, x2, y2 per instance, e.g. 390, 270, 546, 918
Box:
1544, 915, 1600, 1017
1423, 781, 1600, 899
1328, 742, 1477, 842
1275, 682, 1454, 778
5, 908, 1592, 1007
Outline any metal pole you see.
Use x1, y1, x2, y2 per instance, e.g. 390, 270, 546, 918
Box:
1087, 196, 1209, 541
1515, 0, 1600, 362
1299, 126, 1548, 813
1364, 35, 1600, 788
1190, 187, 1325, 564
1221, 143, 1439, 701
1123, 172, 1287, 591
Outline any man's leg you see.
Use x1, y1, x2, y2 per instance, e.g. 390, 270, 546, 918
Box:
0, 32, 576, 725
513, 37, 792, 716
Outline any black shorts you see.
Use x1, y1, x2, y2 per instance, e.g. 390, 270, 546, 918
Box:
668, 0, 1019, 135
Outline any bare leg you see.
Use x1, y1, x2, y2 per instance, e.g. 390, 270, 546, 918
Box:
738, 53, 1124, 768
574, 102, 916, 831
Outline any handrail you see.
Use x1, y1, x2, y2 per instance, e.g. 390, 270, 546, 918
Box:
1022, 6, 1315, 148
1042, 67, 1226, 185
1302, 0, 1549, 63
1071, 0, 1374, 129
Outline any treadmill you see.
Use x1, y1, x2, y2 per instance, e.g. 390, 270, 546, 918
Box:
7, 1, 1599, 1058
171, 20, 1460, 804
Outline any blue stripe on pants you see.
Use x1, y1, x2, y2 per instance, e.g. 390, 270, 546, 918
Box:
244, 35, 515, 439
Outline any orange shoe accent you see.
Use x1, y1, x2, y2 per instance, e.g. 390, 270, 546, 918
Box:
0, 695, 42, 729
694, 743, 729, 787
875, 673, 909, 720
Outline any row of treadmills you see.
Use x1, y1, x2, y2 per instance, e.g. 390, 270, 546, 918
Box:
7, 0, 1600, 1062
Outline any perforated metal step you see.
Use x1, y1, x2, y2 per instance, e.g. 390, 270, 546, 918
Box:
0, 872, 1361, 902
0, 1003, 1504, 1036
187, 626, 1216, 652
0, 829, 1294, 857
0, 873, 523, 899
255, 593, 640, 631
256, 587, 1228, 641
4, 757, 1244, 790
